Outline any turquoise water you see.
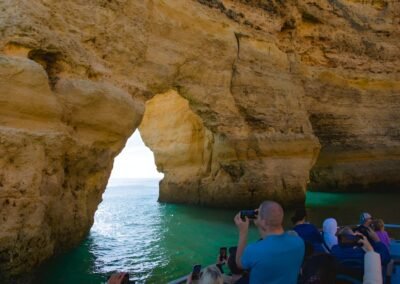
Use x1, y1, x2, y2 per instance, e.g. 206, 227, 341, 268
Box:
34, 179, 400, 283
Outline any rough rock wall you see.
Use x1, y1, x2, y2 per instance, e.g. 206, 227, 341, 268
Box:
287, 0, 400, 192
0, 56, 142, 278
0, 0, 399, 278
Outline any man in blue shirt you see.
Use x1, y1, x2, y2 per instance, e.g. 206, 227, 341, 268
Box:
234, 201, 305, 284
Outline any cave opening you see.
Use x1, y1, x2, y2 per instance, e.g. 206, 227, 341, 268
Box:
108, 130, 163, 181
86, 89, 214, 281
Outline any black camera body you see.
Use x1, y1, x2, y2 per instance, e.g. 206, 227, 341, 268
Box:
354, 225, 370, 237
240, 210, 258, 219
338, 234, 363, 247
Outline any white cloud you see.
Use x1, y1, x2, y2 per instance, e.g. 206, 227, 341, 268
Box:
109, 130, 164, 179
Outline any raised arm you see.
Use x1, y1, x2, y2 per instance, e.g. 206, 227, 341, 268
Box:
234, 212, 249, 269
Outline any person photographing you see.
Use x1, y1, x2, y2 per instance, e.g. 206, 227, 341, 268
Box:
234, 201, 305, 284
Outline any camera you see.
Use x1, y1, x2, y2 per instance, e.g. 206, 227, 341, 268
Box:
354, 225, 370, 237
240, 210, 258, 219
338, 234, 363, 247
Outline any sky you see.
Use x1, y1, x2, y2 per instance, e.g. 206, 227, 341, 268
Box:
109, 130, 164, 179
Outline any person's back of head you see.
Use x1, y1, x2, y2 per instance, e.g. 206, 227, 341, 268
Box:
337, 226, 354, 236
258, 200, 284, 229
359, 212, 372, 226
291, 207, 307, 225
372, 218, 384, 231
199, 266, 223, 284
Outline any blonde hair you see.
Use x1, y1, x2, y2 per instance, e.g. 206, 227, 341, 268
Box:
373, 219, 384, 231
199, 266, 223, 284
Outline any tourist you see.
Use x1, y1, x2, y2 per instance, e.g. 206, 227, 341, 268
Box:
187, 265, 224, 284
199, 266, 224, 284
322, 218, 338, 251
354, 212, 374, 241
216, 247, 227, 273
234, 200, 305, 284
372, 219, 391, 250
331, 226, 390, 271
372, 219, 394, 283
291, 207, 324, 253
222, 246, 249, 284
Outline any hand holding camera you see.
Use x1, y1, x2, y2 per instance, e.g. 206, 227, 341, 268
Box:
357, 234, 374, 252
240, 209, 258, 220
234, 212, 250, 234
338, 234, 363, 247
234, 209, 258, 235
365, 226, 380, 243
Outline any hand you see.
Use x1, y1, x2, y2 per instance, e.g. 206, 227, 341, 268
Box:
186, 272, 193, 284
234, 212, 249, 234
366, 226, 380, 243
108, 273, 127, 284
216, 255, 225, 265
357, 234, 374, 252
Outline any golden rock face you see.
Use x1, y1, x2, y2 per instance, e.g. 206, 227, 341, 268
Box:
0, 56, 142, 278
0, 0, 399, 277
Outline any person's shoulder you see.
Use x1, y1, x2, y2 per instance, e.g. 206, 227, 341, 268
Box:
282, 232, 305, 245
294, 223, 308, 229
284, 231, 302, 238
303, 223, 320, 231
245, 241, 260, 251
296, 223, 319, 231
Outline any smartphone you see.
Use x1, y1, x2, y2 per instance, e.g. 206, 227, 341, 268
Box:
219, 247, 227, 261
240, 210, 257, 219
192, 264, 202, 280
338, 234, 363, 247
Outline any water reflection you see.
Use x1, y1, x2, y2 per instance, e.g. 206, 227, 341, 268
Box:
90, 179, 166, 282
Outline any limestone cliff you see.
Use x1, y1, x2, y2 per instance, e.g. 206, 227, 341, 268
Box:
0, 56, 142, 278
0, 0, 399, 278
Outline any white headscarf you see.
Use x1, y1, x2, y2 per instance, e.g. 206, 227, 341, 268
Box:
322, 218, 338, 250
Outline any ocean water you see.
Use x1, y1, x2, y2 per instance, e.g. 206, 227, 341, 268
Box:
34, 178, 400, 283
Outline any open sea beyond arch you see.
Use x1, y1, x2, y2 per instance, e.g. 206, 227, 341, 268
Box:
34, 178, 400, 283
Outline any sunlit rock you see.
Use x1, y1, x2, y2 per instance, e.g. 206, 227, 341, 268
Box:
0, 56, 141, 279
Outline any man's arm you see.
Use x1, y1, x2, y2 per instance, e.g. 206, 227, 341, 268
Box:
234, 212, 249, 269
